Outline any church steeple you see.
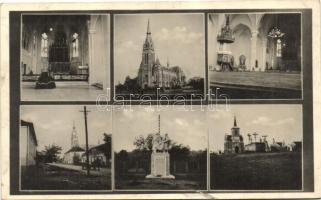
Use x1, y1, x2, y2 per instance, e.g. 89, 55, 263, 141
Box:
147, 18, 151, 34
143, 19, 155, 54
234, 115, 237, 127
71, 121, 79, 148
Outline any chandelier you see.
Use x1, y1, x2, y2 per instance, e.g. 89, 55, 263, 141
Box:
268, 15, 285, 38
268, 27, 285, 38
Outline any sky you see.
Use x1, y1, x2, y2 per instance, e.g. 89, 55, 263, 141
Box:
114, 13, 205, 84
21, 106, 112, 154
208, 105, 303, 153
113, 106, 207, 152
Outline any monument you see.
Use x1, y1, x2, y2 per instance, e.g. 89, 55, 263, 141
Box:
146, 115, 175, 179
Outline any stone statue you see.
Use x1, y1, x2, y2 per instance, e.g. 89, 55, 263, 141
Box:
239, 55, 246, 71
163, 133, 170, 152
152, 133, 163, 152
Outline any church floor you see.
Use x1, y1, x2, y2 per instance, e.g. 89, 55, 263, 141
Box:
21, 163, 111, 190
21, 82, 107, 101
210, 71, 302, 99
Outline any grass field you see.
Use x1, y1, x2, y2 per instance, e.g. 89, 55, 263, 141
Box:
115, 173, 207, 190
21, 164, 111, 190
210, 152, 302, 190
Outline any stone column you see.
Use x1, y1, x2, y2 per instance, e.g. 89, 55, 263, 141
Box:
250, 30, 259, 71
262, 38, 267, 71
88, 28, 96, 85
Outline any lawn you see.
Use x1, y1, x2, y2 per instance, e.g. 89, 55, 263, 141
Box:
210, 152, 302, 190
115, 173, 207, 190
21, 163, 111, 190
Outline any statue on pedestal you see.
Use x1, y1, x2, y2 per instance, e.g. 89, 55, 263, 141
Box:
146, 116, 175, 179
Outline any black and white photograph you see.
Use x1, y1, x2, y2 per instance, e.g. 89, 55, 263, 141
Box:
21, 14, 110, 101
208, 13, 302, 99
19, 105, 112, 190
209, 105, 302, 190
114, 14, 205, 100
114, 106, 207, 190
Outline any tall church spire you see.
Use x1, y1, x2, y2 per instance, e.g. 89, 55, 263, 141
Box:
234, 115, 237, 127
71, 121, 79, 148
147, 18, 151, 34
143, 19, 154, 50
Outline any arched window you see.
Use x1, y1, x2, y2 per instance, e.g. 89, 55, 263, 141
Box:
276, 39, 282, 57
72, 33, 79, 57
41, 32, 48, 57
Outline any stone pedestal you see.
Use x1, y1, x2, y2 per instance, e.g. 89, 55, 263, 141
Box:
146, 152, 175, 179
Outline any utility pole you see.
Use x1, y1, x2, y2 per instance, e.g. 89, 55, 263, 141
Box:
80, 106, 90, 176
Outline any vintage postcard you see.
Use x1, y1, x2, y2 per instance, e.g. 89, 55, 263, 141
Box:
0, 1, 320, 200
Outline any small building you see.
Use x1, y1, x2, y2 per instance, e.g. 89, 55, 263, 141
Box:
64, 146, 85, 164
224, 116, 244, 154
292, 141, 302, 152
20, 120, 38, 166
81, 142, 111, 167
244, 142, 266, 153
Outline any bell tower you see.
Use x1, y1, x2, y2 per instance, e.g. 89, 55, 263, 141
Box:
139, 19, 156, 88
231, 115, 240, 137
71, 121, 79, 147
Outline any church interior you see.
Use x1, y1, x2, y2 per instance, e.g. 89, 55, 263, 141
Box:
21, 14, 110, 101
208, 13, 301, 72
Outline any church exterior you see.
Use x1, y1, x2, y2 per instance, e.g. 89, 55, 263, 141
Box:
224, 116, 244, 154
64, 122, 85, 164
137, 20, 186, 89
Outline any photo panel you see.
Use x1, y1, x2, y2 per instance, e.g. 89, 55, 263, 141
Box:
114, 13, 206, 101
208, 104, 303, 190
21, 14, 110, 101
19, 105, 112, 191
113, 105, 208, 190
207, 13, 302, 100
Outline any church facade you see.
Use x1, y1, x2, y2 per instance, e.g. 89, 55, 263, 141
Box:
224, 116, 244, 154
137, 20, 186, 89
64, 122, 85, 164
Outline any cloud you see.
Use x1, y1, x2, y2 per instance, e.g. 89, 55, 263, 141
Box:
174, 118, 189, 127
116, 40, 140, 54
247, 116, 295, 126
154, 26, 203, 44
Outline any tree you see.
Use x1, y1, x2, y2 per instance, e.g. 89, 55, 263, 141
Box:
42, 144, 62, 163
169, 142, 191, 160
187, 77, 204, 91
133, 133, 154, 151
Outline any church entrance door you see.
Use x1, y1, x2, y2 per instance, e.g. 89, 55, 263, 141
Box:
235, 146, 239, 153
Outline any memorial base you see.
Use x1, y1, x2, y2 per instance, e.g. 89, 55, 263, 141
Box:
146, 152, 175, 179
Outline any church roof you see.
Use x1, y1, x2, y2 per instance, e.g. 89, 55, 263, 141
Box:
65, 146, 85, 154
